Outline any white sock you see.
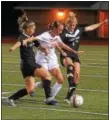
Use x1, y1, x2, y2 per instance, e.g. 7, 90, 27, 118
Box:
52, 82, 62, 98
35, 82, 43, 89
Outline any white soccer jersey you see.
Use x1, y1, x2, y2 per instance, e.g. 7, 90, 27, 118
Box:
35, 31, 62, 70
36, 31, 62, 60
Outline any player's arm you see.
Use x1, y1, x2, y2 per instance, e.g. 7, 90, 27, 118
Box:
85, 19, 109, 32
22, 36, 39, 46
9, 41, 21, 52
58, 42, 84, 55
55, 43, 67, 57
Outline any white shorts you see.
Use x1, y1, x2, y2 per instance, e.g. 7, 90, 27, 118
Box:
35, 51, 59, 71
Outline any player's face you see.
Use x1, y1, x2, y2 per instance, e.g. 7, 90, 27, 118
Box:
54, 25, 64, 35
26, 25, 36, 35
67, 22, 76, 31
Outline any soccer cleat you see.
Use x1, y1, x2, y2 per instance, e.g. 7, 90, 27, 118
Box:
44, 97, 59, 106
6, 99, 16, 107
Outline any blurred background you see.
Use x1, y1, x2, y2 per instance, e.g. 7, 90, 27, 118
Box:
1, 1, 109, 44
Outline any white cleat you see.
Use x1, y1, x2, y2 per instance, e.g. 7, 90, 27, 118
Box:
6, 99, 16, 107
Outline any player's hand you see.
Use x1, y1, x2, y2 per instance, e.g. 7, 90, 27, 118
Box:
104, 19, 109, 23
76, 51, 84, 55
9, 48, 14, 52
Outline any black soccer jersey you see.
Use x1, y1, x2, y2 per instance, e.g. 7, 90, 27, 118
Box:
60, 27, 85, 51
18, 33, 36, 63
18, 33, 41, 78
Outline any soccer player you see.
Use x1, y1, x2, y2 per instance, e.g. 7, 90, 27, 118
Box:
59, 13, 109, 103
7, 20, 58, 106
32, 21, 84, 98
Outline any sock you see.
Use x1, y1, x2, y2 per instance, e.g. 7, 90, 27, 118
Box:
52, 82, 62, 98
8, 88, 28, 100
35, 81, 43, 88
65, 76, 77, 100
43, 79, 52, 98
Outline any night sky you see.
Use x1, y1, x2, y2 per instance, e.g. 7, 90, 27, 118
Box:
1, 1, 25, 36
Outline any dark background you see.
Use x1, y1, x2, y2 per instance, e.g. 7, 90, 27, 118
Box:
1, 1, 109, 38
1, 1, 24, 36
1, 1, 96, 36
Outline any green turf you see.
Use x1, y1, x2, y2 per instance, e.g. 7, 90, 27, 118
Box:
2, 44, 108, 120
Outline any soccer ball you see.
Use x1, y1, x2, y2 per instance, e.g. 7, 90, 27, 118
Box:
70, 94, 84, 107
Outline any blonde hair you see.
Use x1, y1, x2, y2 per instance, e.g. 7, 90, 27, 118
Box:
68, 12, 76, 18
65, 12, 78, 25
65, 17, 78, 25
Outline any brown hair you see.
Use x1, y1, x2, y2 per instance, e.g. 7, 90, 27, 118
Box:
22, 21, 36, 30
48, 21, 63, 30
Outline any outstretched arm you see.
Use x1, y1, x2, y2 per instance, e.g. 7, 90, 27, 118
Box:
9, 41, 21, 52
22, 36, 39, 46
58, 42, 84, 55
85, 19, 109, 32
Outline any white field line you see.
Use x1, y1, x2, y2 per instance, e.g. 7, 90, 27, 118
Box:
2, 83, 108, 93
6, 106, 108, 116
2, 70, 108, 78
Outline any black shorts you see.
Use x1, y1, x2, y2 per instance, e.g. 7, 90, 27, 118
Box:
20, 61, 41, 78
60, 53, 81, 67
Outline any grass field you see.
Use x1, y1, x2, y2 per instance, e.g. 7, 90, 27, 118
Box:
2, 43, 108, 120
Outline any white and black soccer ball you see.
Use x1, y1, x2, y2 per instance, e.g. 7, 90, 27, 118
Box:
70, 94, 84, 107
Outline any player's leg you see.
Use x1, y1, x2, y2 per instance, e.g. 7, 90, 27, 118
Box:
73, 62, 80, 85
7, 76, 35, 107
35, 62, 48, 89
62, 57, 76, 101
49, 67, 64, 98
34, 67, 58, 105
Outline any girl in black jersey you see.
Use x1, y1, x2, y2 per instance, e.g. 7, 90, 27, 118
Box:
59, 13, 109, 104
7, 20, 58, 106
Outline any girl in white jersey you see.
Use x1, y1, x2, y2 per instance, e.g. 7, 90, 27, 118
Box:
33, 21, 84, 98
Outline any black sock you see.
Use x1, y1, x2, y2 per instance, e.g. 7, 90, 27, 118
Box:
43, 80, 51, 99
8, 88, 28, 100
65, 76, 77, 100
